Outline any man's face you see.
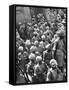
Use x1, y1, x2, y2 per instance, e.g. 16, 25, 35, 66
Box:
57, 14, 61, 22
51, 62, 57, 68
23, 52, 27, 58
18, 53, 22, 61
46, 33, 52, 40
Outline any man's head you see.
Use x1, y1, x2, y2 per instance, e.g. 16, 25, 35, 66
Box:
30, 46, 37, 53
36, 56, 42, 64
50, 59, 58, 68
18, 46, 23, 52
29, 53, 36, 63
25, 40, 31, 47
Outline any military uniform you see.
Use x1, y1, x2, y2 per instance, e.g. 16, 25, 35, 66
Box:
46, 68, 63, 81
33, 61, 47, 82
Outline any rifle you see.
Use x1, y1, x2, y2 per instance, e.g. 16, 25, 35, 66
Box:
16, 63, 30, 83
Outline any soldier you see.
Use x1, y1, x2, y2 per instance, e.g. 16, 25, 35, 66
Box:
18, 22, 28, 40
30, 45, 38, 53
25, 39, 31, 53
38, 41, 45, 56
46, 59, 63, 81
43, 30, 53, 43
33, 56, 48, 83
55, 30, 65, 72
16, 51, 29, 83
26, 53, 36, 83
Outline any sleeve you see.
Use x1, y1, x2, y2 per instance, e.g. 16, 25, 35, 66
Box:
46, 70, 52, 81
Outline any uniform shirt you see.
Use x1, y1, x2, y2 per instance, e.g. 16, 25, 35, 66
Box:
34, 62, 47, 77
56, 39, 64, 51
26, 61, 34, 76
46, 68, 63, 81
47, 68, 58, 81
33, 62, 47, 82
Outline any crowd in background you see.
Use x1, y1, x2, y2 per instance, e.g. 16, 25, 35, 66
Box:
16, 8, 67, 83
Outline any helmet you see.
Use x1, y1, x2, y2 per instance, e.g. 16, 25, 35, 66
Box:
27, 22, 32, 26
18, 46, 23, 52
18, 52, 21, 56
37, 13, 43, 18
34, 24, 38, 28
32, 36, 36, 41
25, 40, 31, 46
40, 25, 43, 29
36, 56, 42, 63
16, 35, 20, 39
62, 19, 66, 24
32, 18, 35, 21
44, 22, 47, 25
29, 53, 36, 60
39, 41, 44, 48
16, 31, 20, 39
34, 40, 39, 46
41, 35, 46, 40
33, 31, 39, 36
35, 51, 40, 56
44, 30, 53, 36
30, 46, 37, 53
18, 22, 22, 25
34, 28, 39, 32
33, 15, 35, 18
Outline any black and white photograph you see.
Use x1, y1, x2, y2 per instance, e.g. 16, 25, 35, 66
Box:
0, 0, 69, 89
16, 5, 67, 84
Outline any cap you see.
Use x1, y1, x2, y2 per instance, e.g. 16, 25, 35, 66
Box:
29, 53, 36, 60
36, 56, 42, 63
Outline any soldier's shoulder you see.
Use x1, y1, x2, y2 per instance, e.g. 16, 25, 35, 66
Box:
48, 68, 52, 72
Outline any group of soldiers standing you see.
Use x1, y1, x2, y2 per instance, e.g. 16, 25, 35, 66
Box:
16, 8, 67, 83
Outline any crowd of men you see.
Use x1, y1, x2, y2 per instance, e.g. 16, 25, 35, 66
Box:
16, 8, 67, 83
